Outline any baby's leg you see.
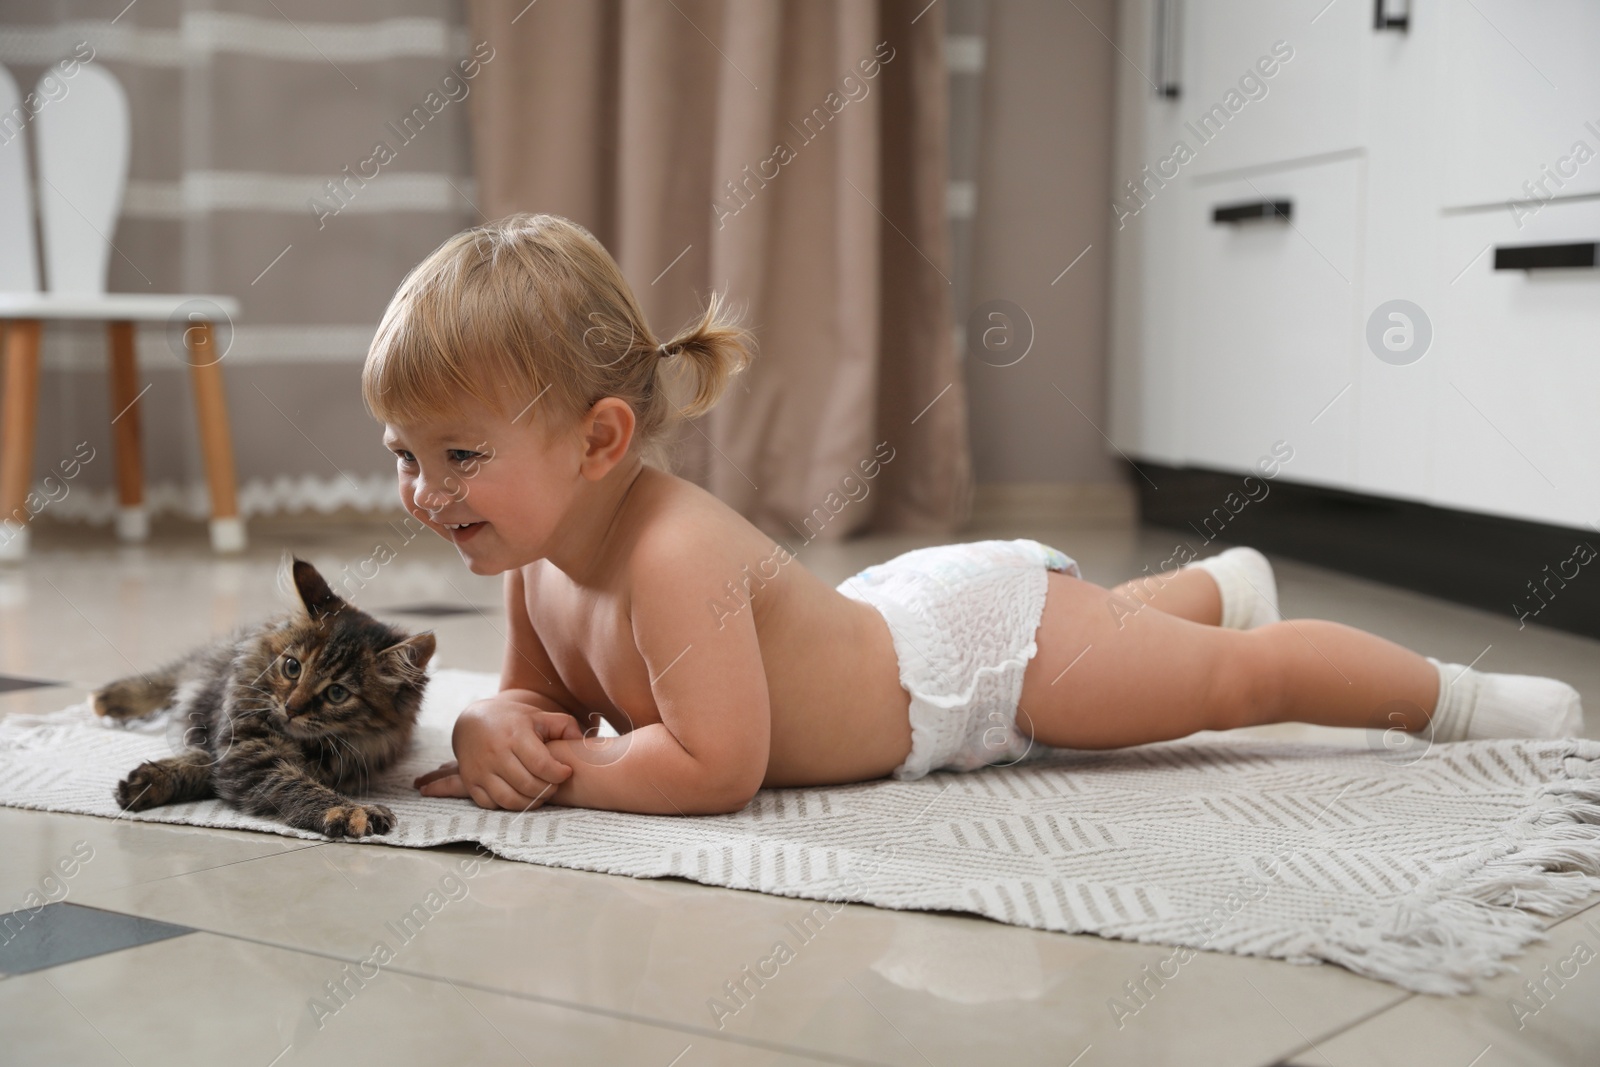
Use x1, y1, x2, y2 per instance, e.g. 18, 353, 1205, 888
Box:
1109, 567, 1221, 626
1016, 572, 1437, 749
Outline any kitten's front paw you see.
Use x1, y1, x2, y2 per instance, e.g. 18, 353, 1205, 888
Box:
115, 763, 169, 810
320, 803, 396, 838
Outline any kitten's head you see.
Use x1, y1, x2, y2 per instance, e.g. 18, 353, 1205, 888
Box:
251, 552, 436, 743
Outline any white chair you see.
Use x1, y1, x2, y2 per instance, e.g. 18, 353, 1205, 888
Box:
0, 61, 246, 561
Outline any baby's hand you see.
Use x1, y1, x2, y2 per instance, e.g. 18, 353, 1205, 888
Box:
414, 691, 584, 811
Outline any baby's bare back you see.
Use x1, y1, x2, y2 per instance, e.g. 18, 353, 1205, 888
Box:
521, 468, 913, 787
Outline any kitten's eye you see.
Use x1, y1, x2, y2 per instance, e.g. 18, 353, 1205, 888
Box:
283, 656, 301, 679
325, 684, 349, 703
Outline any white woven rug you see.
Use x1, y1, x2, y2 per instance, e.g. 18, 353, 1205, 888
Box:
4, 666, 1600, 995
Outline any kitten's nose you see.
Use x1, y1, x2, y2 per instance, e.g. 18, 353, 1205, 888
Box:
285, 694, 312, 718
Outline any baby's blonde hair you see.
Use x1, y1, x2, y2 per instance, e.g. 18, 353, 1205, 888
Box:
362, 213, 753, 468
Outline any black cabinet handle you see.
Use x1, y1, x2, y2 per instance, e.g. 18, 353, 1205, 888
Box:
1212, 200, 1292, 224
1154, 0, 1181, 98
1373, 0, 1409, 31
1493, 242, 1598, 270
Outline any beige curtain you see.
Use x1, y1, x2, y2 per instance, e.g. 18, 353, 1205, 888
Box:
466, 0, 973, 541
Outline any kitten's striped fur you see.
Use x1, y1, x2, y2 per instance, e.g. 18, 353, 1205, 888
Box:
94, 553, 435, 838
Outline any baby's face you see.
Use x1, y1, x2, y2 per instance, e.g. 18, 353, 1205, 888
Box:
383, 399, 575, 575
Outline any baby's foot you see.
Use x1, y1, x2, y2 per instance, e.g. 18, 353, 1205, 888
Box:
1182, 546, 1280, 629
1424, 658, 1584, 742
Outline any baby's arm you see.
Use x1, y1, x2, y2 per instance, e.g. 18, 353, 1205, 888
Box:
416, 567, 586, 808
542, 528, 772, 815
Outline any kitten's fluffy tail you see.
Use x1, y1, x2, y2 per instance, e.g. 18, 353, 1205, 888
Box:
92, 666, 182, 721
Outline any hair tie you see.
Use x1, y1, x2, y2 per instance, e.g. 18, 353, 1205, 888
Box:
657, 342, 674, 359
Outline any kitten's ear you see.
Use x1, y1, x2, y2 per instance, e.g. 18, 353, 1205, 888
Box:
382, 631, 436, 683
276, 551, 346, 622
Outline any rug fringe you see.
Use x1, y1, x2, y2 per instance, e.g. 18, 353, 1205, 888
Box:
1311, 738, 1600, 995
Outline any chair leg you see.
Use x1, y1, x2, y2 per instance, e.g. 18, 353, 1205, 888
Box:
184, 320, 247, 553
107, 320, 148, 542
0, 319, 43, 562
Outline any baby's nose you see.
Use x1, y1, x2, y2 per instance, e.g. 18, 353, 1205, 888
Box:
414, 477, 462, 510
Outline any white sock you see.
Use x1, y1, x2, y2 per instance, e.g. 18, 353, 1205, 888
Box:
1423, 657, 1584, 741
1182, 546, 1280, 630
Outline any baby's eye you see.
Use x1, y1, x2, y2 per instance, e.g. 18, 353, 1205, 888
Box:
448, 449, 480, 463
393, 450, 416, 466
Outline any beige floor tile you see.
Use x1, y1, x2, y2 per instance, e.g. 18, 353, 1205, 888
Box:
76, 835, 1407, 1066
1282, 903, 1600, 1067
0, 806, 312, 909
0, 930, 852, 1067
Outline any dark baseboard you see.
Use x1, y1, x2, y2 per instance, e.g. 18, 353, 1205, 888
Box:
1129, 462, 1600, 641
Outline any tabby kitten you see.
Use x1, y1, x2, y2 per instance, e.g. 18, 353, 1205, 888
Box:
94, 552, 435, 838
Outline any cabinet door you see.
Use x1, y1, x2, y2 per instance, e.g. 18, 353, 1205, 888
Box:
1177, 156, 1363, 487
1432, 200, 1600, 530
1182, 0, 1367, 177
1439, 0, 1600, 210
1352, 0, 1447, 505
1108, 0, 1203, 464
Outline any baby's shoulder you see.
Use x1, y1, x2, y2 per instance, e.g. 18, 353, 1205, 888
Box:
620, 472, 782, 598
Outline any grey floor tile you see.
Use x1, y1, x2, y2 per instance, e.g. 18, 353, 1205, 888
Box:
371, 602, 489, 618
0, 902, 192, 975
0, 674, 64, 694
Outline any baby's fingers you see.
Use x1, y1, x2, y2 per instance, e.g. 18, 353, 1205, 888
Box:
418, 772, 470, 798
414, 761, 460, 789
531, 710, 585, 743
513, 734, 574, 783
480, 774, 555, 813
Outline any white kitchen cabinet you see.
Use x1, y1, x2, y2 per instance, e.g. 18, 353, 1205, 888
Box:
1432, 199, 1600, 530
1108, 0, 1600, 537
1183, 0, 1368, 178
1439, 0, 1600, 210
1178, 156, 1363, 488
1353, 0, 1446, 503
1108, 0, 1202, 467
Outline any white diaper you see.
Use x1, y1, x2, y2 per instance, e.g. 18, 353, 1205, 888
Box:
835, 538, 1080, 781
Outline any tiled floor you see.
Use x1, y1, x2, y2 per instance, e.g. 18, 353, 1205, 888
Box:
3, 508, 1598, 1066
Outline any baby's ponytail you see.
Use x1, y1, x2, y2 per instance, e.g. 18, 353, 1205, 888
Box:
655, 290, 755, 419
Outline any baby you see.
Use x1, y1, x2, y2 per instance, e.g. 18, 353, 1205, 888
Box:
362, 213, 1585, 817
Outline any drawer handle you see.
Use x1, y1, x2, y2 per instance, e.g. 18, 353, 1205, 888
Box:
1154, 0, 1182, 98
1373, 0, 1409, 32
1212, 199, 1292, 225
1493, 242, 1598, 271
